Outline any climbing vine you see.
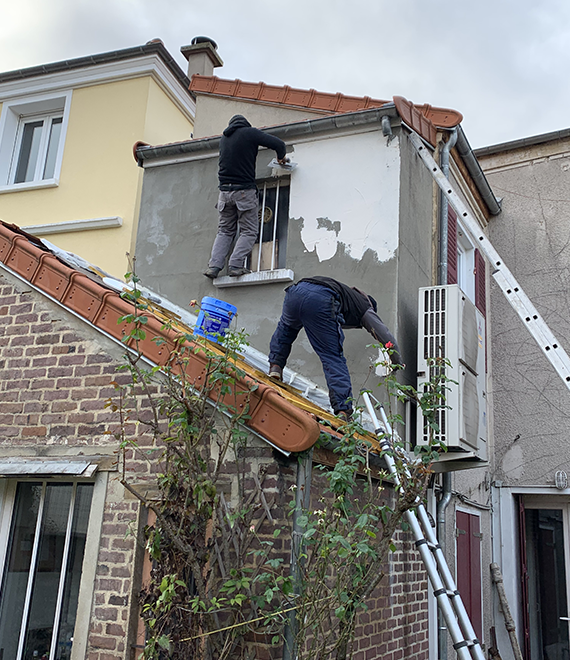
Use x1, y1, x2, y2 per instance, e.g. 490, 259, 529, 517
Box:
110, 267, 451, 660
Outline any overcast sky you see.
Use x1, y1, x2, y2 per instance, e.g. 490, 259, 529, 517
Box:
3, 0, 570, 149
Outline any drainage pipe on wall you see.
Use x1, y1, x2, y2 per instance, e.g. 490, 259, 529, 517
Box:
436, 128, 457, 660
437, 472, 453, 660
438, 128, 458, 285
283, 449, 313, 660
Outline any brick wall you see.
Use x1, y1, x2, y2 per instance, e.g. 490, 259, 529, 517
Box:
0, 270, 429, 659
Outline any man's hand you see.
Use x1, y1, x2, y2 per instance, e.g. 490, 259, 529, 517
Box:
277, 157, 290, 165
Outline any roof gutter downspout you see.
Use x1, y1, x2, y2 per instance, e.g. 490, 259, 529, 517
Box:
455, 126, 502, 216
437, 472, 453, 660
438, 128, 458, 284
283, 449, 313, 660
437, 127, 457, 660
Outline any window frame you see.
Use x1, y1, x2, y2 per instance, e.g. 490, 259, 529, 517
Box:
447, 210, 487, 317
0, 90, 72, 193
214, 174, 295, 289
0, 472, 107, 660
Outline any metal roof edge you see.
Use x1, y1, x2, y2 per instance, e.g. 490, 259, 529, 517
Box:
455, 126, 502, 216
136, 105, 400, 163
0, 42, 194, 99
473, 126, 570, 158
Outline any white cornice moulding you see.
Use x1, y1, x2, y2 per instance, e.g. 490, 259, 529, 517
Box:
24, 216, 123, 235
0, 55, 196, 120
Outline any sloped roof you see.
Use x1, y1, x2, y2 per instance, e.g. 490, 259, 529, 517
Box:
189, 75, 463, 146
0, 221, 362, 453
0, 40, 192, 94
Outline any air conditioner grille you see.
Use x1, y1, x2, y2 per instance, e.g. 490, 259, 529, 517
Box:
421, 286, 448, 445
417, 284, 487, 459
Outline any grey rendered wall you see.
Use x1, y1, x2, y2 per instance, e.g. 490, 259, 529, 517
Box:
481, 141, 570, 488
396, 131, 436, 383
135, 124, 434, 407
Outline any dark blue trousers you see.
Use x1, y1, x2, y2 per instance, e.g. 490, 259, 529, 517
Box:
269, 281, 352, 413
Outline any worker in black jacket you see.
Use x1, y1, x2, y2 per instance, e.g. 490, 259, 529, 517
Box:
268, 277, 402, 419
204, 115, 288, 278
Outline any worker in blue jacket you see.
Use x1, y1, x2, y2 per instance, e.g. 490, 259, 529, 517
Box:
269, 277, 402, 420
204, 115, 288, 279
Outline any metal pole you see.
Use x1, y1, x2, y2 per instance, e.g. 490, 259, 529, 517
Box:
283, 448, 313, 660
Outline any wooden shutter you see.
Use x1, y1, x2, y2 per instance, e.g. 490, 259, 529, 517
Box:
474, 249, 486, 317
447, 206, 458, 285
456, 511, 483, 641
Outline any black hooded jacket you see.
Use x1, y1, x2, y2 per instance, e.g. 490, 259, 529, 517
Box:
218, 115, 287, 189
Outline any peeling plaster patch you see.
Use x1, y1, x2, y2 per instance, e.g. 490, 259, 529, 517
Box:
317, 217, 341, 234
502, 444, 524, 480
290, 131, 400, 263
145, 213, 171, 263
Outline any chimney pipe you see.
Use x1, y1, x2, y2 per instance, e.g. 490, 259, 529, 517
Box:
180, 36, 223, 78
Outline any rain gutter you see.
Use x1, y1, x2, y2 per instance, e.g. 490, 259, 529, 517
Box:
455, 126, 501, 216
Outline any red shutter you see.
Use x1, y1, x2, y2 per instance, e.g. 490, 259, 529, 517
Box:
447, 206, 458, 285
474, 249, 486, 317
456, 511, 483, 641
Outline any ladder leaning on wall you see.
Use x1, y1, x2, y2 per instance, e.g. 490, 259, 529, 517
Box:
379, 129, 570, 659
360, 130, 570, 659
362, 392, 486, 660
408, 129, 570, 393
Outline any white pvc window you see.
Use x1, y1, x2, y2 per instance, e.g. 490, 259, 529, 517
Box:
457, 226, 475, 302
0, 481, 94, 660
11, 113, 63, 184
0, 91, 71, 192
249, 180, 290, 272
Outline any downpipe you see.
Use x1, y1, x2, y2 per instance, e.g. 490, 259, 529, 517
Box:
283, 448, 313, 660
437, 128, 456, 660
437, 472, 453, 660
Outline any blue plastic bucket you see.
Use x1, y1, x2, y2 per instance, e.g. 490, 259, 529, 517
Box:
194, 296, 237, 343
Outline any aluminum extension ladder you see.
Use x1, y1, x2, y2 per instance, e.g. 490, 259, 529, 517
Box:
408, 129, 570, 393
362, 391, 485, 660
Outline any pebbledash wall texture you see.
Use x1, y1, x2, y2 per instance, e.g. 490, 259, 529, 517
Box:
0, 265, 428, 660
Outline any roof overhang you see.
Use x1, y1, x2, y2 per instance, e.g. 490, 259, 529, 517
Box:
0, 42, 196, 121
135, 105, 401, 167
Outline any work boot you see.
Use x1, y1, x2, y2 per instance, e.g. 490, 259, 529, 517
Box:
204, 266, 221, 279
269, 364, 283, 381
337, 410, 353, 424
228, 266, 251, 277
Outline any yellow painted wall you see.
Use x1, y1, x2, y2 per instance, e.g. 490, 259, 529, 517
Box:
144, 78, 193, 146
0, 76, 193, 278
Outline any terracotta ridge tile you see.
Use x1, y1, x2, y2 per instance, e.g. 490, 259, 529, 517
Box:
0, 220, 321, 453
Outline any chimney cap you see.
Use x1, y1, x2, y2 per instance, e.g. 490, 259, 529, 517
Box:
191, 35, 218, 50
181, 37, 223, 68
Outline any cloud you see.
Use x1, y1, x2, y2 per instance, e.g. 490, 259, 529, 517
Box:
3, 0, 570, 147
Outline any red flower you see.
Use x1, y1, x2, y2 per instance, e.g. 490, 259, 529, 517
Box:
385, 341, 393, 349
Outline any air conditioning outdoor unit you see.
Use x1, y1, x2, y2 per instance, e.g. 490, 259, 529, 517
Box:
416, 285, 487, 460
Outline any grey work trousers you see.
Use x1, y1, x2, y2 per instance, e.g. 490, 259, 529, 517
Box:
208, 189, 259, 269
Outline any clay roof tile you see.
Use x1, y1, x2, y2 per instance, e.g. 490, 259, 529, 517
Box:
189, 76, 462, 146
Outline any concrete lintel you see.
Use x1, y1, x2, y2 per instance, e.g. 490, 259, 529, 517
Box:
214, 268, 295, 288
24, 216, 123, 235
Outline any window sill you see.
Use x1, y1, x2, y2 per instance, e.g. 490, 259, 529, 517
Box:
214, 269, 295, 288
0, 178, 59, 194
